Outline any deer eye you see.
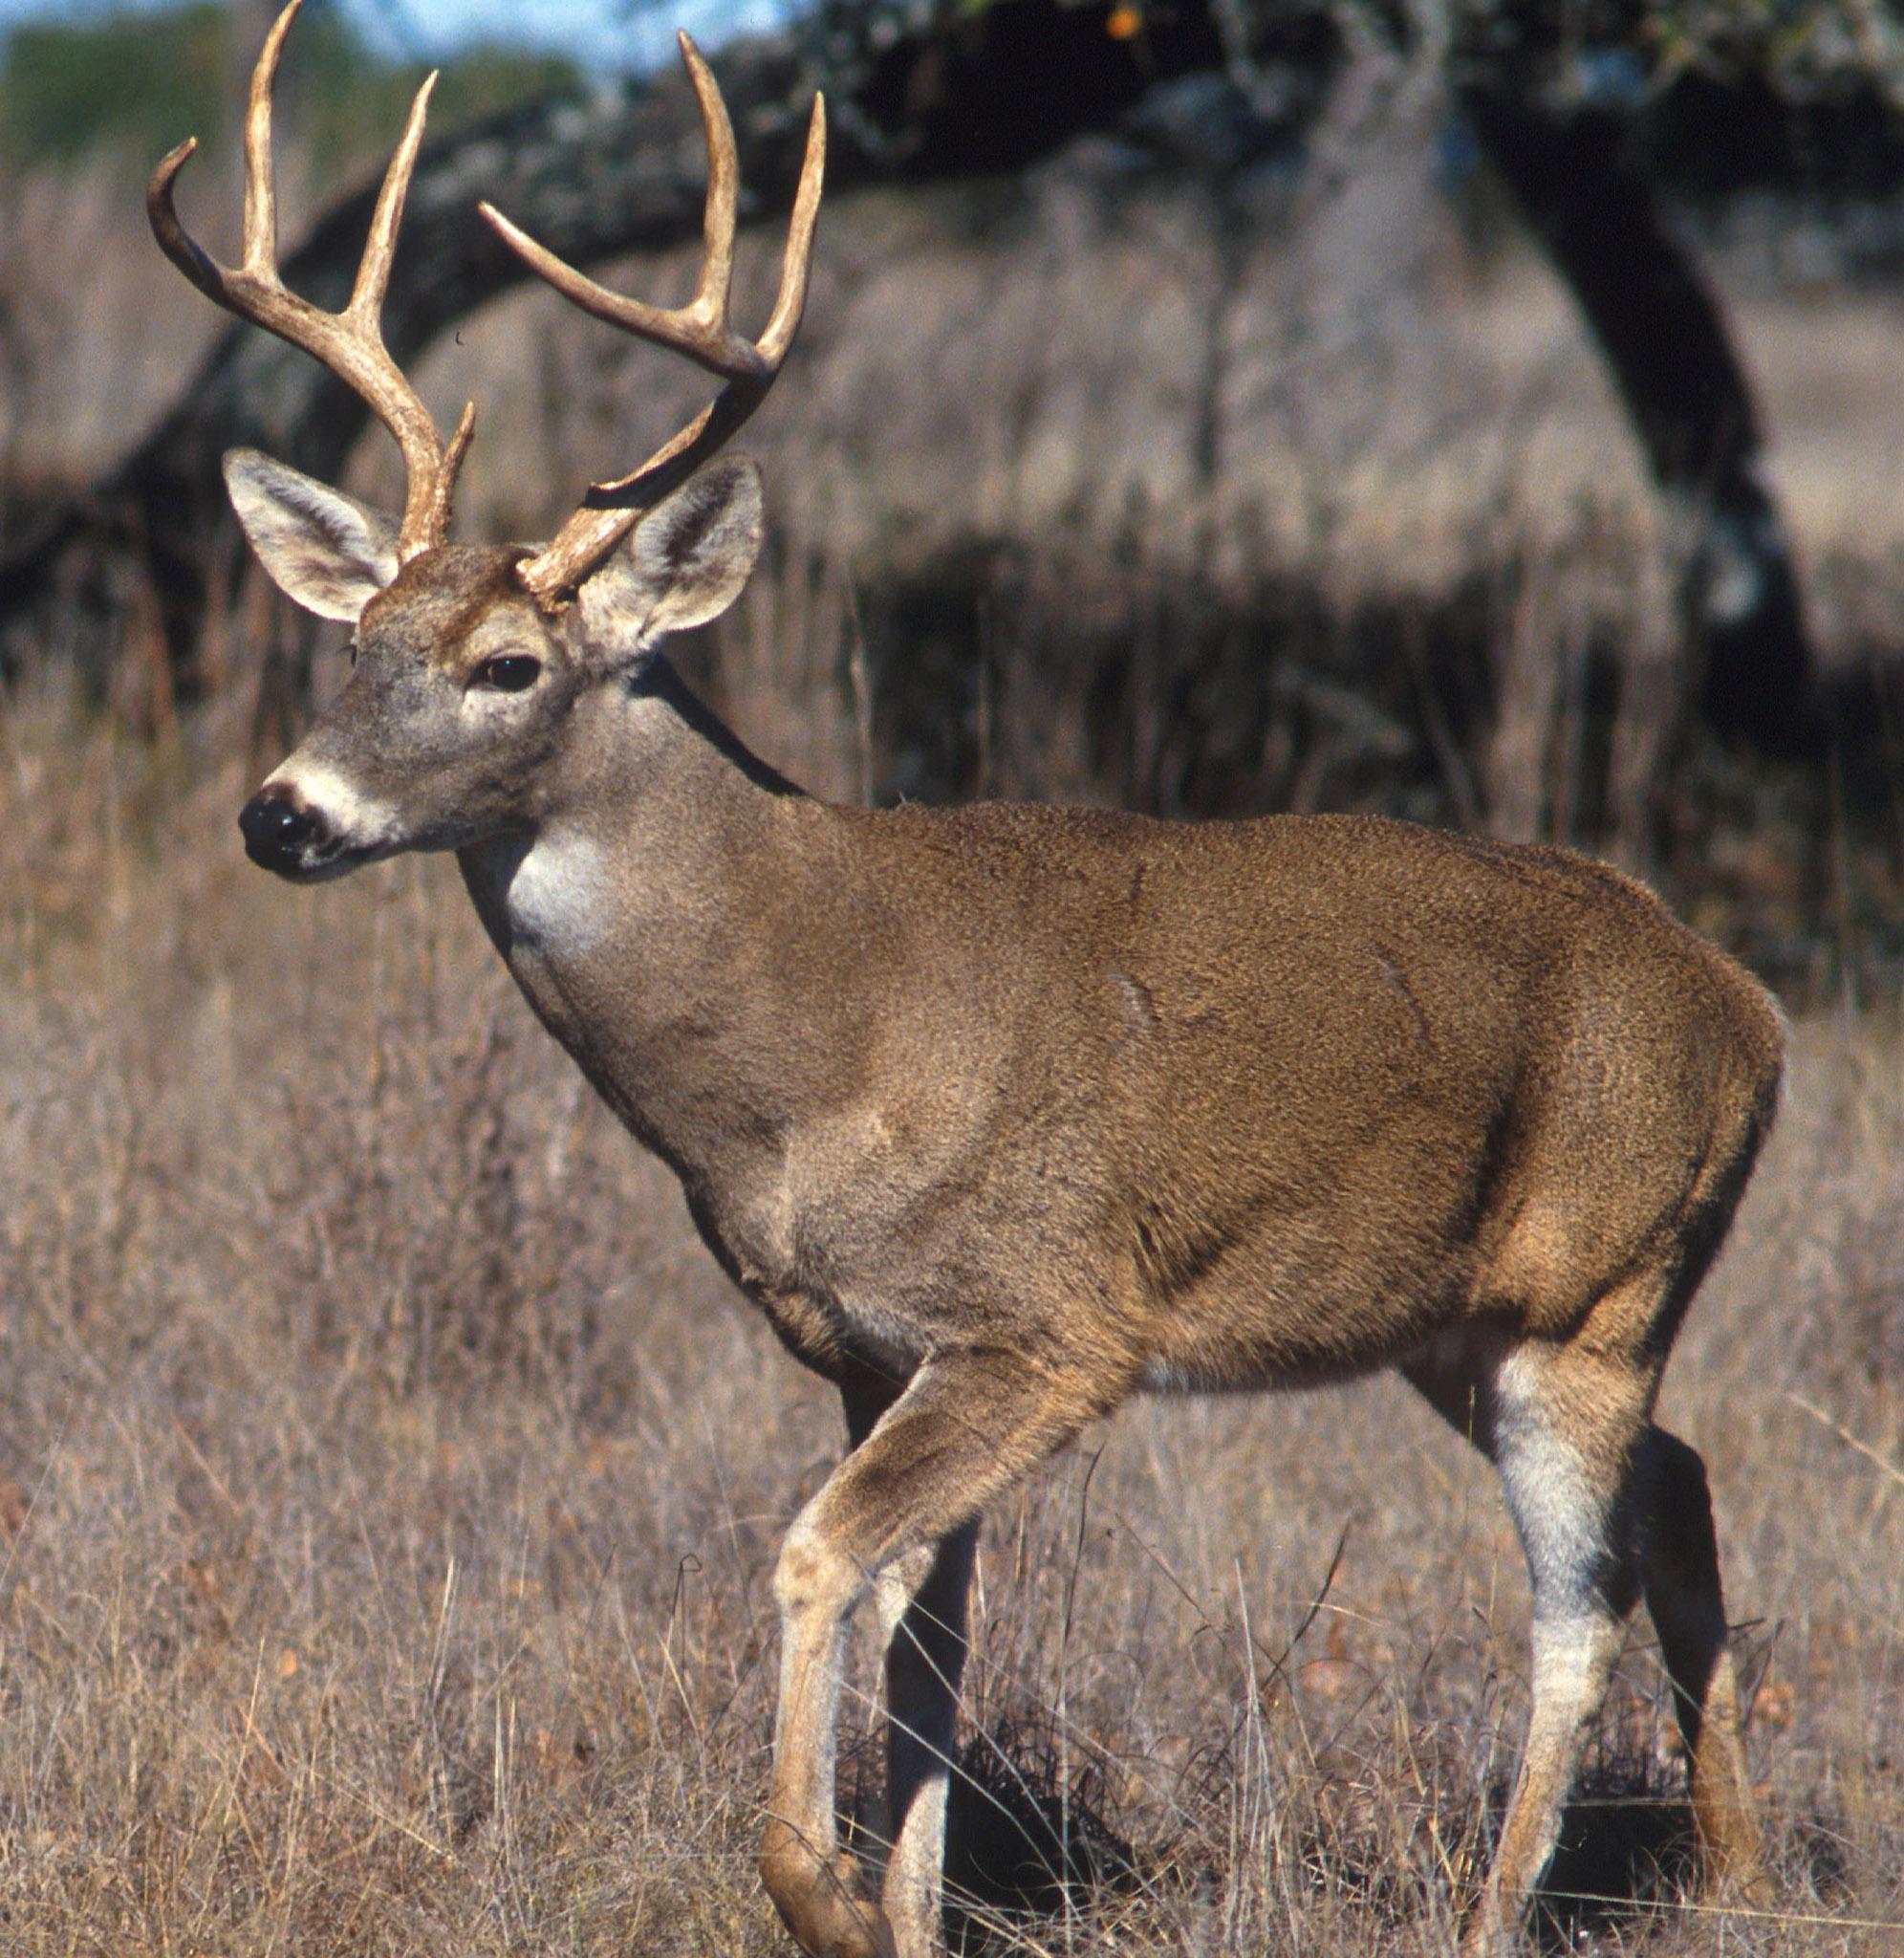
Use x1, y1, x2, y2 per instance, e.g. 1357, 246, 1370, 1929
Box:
474, 653, 542, 693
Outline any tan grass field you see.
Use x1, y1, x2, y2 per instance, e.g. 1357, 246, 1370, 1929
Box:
0, 658, 1899, 1955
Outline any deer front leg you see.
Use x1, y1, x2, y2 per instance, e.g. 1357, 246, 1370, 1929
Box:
876, 1521, 979, 1958
761, 1353, 1102, 1958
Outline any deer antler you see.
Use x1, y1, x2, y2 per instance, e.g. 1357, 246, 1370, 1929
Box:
480, 33, 825, 610
147, 0, 474, 562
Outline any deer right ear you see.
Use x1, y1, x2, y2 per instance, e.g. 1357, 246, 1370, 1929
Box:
224, 448, 400, 624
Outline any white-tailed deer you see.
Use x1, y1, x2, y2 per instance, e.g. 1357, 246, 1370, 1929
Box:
152, 8, 1782, 1953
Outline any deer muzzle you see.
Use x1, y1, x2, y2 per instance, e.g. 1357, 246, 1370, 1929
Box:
239, 785, 334, 877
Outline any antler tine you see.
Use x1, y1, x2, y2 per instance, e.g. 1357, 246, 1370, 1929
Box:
479, 35, 765, 383
755, 87, 826, 368
480, 37, 826, 608
147, 0, 473, 560
351, 61, 435, 327
238, 0, 297, 272
680, 34, 744, 348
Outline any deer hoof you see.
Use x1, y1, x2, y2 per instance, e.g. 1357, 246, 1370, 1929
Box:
761, 1835, 898, 1958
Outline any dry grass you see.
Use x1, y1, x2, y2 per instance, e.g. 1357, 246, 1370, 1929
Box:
0, 632, 1900, 1956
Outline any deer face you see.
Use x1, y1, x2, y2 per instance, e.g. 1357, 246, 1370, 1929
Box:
153, 1, 812, 888
230, 449, 764, 879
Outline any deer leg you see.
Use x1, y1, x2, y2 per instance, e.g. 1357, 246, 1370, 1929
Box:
762, 1354, 1100, 1958
1640, 1426, 1771, 1908
1406, 1327, 1653, 1956
839, 1378, 982, 1955
1460, 1337, 1651, 1958
876, 1520, 978, 1958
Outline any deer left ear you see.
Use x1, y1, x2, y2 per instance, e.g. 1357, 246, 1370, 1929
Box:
578, 456, 764, 651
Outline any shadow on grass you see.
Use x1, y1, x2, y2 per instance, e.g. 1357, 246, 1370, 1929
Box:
939, 1718, 1139, 1953
935, 1737, 1712, 1952
857, 1722, 1850, 1953
1531, 1767, 1701, 1950
1530, 1759, 1850, 1952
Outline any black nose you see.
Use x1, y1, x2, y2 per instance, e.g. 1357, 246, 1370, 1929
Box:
239, 790, 322, 873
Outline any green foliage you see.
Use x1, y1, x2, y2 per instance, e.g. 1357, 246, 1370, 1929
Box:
0, 2, 230, 163
292, 23, 583, 171
0, 1, 581, 166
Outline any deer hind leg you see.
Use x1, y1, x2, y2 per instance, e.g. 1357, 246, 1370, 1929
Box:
1639, 1426, 1771, 1907
763, 1355, 1099, 1958
1407, 1326, 1652, 1957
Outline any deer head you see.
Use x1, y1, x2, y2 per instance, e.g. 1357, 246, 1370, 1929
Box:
148, 0, 823, 880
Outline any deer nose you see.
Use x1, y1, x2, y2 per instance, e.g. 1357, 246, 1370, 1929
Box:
239, 789, 324, 872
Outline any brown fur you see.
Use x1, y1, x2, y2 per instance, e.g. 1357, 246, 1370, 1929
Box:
358, 545, 537, 671
230, 481, 1780, 1958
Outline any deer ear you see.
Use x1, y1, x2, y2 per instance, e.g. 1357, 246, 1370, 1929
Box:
578, 456, 764, 650
224, 448, 400, 624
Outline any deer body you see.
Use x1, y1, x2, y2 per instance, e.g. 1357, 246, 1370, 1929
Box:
154, 12, 1782, 1955
457, 684, 1775, 1408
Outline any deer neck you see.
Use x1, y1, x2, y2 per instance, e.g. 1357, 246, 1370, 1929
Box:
456, 656, 861, 1189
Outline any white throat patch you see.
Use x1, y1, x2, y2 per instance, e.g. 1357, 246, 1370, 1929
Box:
504, 828, 614, 957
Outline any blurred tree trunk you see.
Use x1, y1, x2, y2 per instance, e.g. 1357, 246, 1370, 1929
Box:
1458, 84, 1816, 758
